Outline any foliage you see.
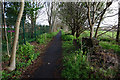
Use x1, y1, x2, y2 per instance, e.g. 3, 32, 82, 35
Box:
36, 32, 58, 44
58, 2, 87, 37
2, 31, 58, 79
2, 42, 39, 79
61, 33, 91, 79
62, 49, 91, 79
100, 41, 120, 54
61, 32, 119, 79
62, 34, 76, 41
17, 42, 34, 56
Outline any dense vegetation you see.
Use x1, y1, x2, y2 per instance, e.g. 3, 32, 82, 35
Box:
2, 32, 58, 79
61, 31, 120, 79
1, 1, 120, 80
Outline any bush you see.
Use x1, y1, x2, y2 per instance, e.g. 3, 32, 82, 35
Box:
17, 42, 34, 56
17, 42, 40, 66
62, 34, 75, 41
36, 32, 58, 44
2, 42, 40, 79
62, 31, 119, 79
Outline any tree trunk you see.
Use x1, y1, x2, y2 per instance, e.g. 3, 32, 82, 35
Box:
76, 31, 80, 38
87, 3, 94, 39
116, 6, 120, 43
7, 0, 24, 71
49, 23, 52, 33
10, 26, 13, 51
1, 2, 5, 41
71, 29, 75, 36
94, 2, 112, 38
90, 25, 94, 38
31, 18, 34, 38
116, 25, 120, 42
2, 2, 10, 57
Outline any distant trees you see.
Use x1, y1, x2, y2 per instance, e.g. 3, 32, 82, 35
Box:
58, 2, 87, 38
45, 2, 58, 32
7, 0, 24, 71
26, 2, 44, 38
58, 1, 114, 39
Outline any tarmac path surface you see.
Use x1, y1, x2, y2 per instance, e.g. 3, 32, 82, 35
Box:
33, 31, 62, 79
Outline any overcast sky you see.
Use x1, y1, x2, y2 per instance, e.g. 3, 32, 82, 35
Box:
35, 1, 118, 27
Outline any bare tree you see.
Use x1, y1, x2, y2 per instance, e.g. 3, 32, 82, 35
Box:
58, 2, 87, 38
86, 1, 112, 38
7, 0, 24, 71
46, 2, 58, 32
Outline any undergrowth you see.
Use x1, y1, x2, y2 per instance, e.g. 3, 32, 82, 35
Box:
2, 42, 39, 80
2, 31, 58, 80
36, 32, 58, 44
61, 31, 119, 79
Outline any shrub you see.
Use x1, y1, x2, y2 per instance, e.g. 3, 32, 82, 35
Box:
17, 42, 34, 56
36, 32, 58, 44
2, 42, 40, 79
62, 34, 75, 41
17, 42, 40, 65
36, 34, 46, 44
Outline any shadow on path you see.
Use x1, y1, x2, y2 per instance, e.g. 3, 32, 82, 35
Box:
33, 31, 62, 79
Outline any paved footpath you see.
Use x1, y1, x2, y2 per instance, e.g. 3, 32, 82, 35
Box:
33, 31, 62, 79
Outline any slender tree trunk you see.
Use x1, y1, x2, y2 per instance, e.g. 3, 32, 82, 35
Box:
116, 6, 120, 43
76, 31, 80, 38
90, 25, 94, 38
71, 29, 75, 36
31, 18, 34, 38
10, 26, 13, 51
87, 2, 94, 39
1, 2, 5, 41
94, 8, 107, 38
31, 17, 34, 38
7, 0, 24, 71
116, 25, 120, 42
49, 23, 52, 33
2, 2, 10, 57
94, 2, 112, 38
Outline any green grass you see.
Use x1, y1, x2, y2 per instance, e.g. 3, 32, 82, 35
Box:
78, 30, 120, 54
61, 31, 119, 79
61, 32, 92, 79
36, 31, 58, 44
100, 41, 120, 54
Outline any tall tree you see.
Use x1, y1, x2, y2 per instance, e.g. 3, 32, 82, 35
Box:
46, 2, 58, 32
58, 2, 87, 38
1, 1, 10, 57
7, 0, 24, 71
116, 3, 120, 43
26, 2, 44, 38
86, 1, 112, 38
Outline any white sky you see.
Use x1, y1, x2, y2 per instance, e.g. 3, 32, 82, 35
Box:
100, 1, 118, 27
36, 1, 118, 27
